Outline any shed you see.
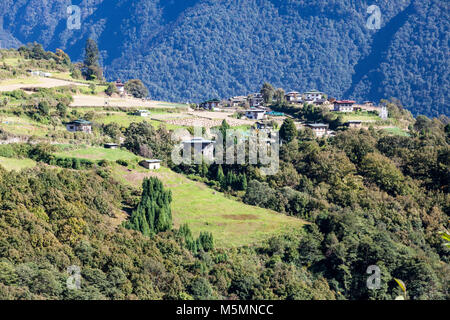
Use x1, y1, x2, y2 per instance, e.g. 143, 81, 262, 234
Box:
140, 159, 162, 170
104, 143, 119, 149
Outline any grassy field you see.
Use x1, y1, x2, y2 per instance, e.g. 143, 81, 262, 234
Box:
94, 112, 185, 130
77, 84, 109, 95
54, 146, 140, 162
112, 166, 306, 248
0, 156, 36, 171
0, 116, 55, 137
341, 112, 381, 122
382, 127, 410, 136
1, 57, 24, 67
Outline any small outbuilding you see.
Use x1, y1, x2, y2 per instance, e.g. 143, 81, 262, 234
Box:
104, 143, 119, 149
134, 110, 150, 117
140, 159, 162, 170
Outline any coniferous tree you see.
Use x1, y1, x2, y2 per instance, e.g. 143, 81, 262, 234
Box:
217, 165, 225, 189
242, 173, 248, 190
83, 39, 103, 80
124, 177, 172, 235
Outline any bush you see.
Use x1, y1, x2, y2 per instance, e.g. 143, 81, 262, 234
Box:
116, 159, 129, 167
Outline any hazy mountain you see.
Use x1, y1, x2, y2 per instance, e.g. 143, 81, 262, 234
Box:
0, 0, 448, 116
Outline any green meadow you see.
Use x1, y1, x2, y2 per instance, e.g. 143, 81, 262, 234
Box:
94, 112, 185, 130
0, 156, 36, 171
53, 146, 140, 162
382, 126, 410, 137
113, 165, 306, 248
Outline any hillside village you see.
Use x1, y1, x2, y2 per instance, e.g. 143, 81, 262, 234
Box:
198, 89, 390, 137
0, 43, 447, 301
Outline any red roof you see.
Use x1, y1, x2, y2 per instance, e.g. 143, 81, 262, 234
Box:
334, 100, 356, 104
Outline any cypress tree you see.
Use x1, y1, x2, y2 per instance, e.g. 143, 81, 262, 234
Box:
217, 165, 225, 189
242, 173, 248, 190
124, 177, 172, 235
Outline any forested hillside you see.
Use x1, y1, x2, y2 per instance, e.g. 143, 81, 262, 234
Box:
0, 0, 448, 117
0, 47, 448, 300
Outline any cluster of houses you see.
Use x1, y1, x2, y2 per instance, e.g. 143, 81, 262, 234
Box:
199, 89, 385, 117
198, 89, 389, 137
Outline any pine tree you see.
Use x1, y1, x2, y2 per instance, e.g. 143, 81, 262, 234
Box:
198, 232, 214, 251
226, 171, 234, 189
83, 39, 103, 80
217, 165, 225, 189
179, 224, 198, 253
124, 177, 172, 235
242, 173, 248, 190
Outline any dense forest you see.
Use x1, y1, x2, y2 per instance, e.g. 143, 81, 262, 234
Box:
0, 0, 448, 117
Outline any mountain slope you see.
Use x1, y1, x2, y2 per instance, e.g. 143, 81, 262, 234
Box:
0, 0, 448, 117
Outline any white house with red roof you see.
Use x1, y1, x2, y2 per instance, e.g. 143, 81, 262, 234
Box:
334, 100, 356, 112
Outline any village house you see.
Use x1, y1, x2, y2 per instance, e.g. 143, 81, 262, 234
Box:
345, 120, 362, 129
200, 99, 221, 110
334, 100, 356, 112
285, 91, 302, 104
306, 123, 329, 137
182, 137, 216, 161
304, 90, 326, 102
228, 96, 247, 108
115, 79, 125, 95
140, 159, 162, 170
65, 119, 92, 133
245, 109, 266, 120
248, 93, 264, 107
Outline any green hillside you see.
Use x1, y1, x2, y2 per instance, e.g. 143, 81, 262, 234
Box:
112, 165, 306, 248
